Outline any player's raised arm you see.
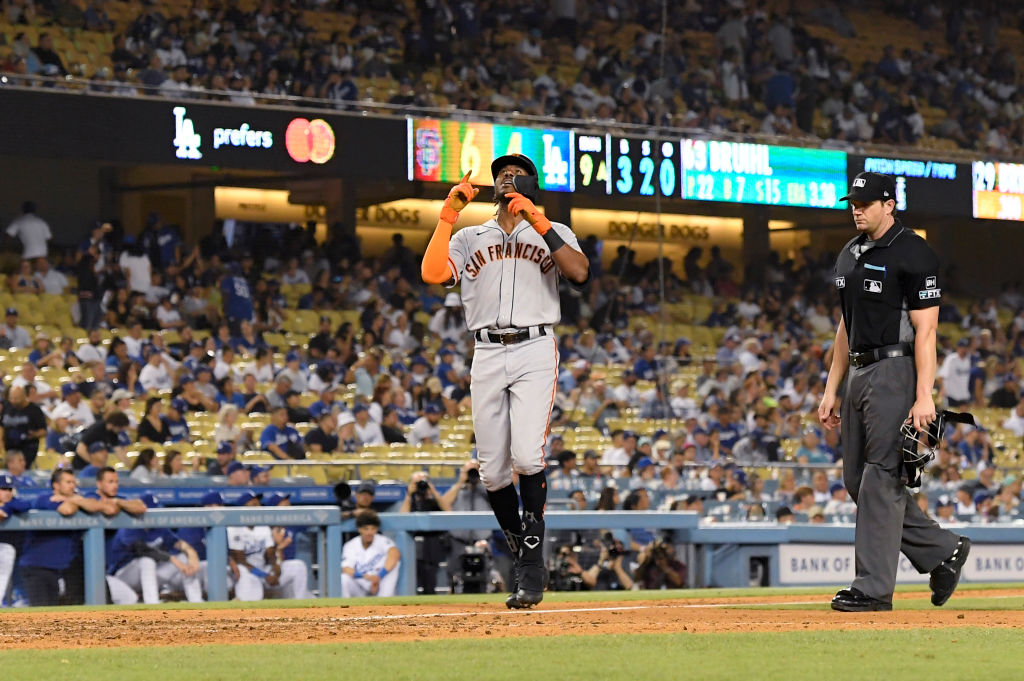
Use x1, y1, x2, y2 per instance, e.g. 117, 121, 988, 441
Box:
421, 171, 478, 285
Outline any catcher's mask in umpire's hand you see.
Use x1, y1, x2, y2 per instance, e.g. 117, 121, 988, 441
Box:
900, 410, 976, 487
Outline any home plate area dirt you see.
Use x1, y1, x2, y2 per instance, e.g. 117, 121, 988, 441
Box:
2, 590, 1023, 649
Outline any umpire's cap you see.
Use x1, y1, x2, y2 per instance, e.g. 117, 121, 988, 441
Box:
841, 172, 896, 202
491, 153, 537, 180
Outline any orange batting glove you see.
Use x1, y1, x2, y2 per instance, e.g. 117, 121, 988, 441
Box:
506, 191, 552, 235
441, 171, 479, 225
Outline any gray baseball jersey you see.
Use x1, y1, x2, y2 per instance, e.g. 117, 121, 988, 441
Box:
446, 218, 582, 330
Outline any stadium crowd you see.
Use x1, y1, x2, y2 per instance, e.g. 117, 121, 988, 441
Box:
0, 193, 1022, 603
2, 1, 1024, 154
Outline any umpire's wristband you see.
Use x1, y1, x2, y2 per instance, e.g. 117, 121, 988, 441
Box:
541, 228, 566, 253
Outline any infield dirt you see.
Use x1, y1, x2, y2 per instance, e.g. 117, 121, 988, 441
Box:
2, 589, 1023, 650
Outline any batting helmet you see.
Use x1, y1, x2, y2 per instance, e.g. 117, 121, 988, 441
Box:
491, 153, 538, 180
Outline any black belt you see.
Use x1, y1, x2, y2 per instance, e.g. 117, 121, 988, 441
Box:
474, 325, 551, 345
849, 343, 913, 369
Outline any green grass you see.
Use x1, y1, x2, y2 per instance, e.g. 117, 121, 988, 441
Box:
0, 628, 1015, 681
10, 581, 1023, 613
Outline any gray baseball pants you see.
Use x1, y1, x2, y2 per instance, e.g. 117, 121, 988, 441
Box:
841, 356, 957, 601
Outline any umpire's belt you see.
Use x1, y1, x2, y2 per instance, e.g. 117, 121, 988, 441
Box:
474, 325, 552, 345
848, 342, 913, 369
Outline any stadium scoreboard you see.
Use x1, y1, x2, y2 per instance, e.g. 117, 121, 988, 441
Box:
680, 139, 845, 209
404, 115, 1023, 222
848, 154, 971, 216
408, 118, 573, 192
973, 161, 1024, 221
574, 134, 846, 208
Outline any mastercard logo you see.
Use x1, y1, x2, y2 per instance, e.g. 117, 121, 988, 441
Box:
285, 118, 336, 164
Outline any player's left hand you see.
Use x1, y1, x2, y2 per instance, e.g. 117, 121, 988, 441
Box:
908, 397, 937, 432
506, 192, 551, 234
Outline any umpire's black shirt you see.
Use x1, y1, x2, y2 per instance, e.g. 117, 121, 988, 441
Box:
833, 220, 941, 353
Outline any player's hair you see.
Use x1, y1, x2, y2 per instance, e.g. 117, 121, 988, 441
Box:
355, 508, 381, 528
50, 468, 73, 487
96, 466, 118, 482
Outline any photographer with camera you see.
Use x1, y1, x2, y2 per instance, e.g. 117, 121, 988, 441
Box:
441, 460, 495, 593
549, 532, 635, 593
399, 471, 452, 594
633, 540, 686, 590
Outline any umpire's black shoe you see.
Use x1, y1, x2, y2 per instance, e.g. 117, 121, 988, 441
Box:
930, 536, 971, 606
831, 588, 893, 612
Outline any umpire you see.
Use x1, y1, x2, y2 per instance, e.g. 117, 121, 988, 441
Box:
818, 171, 969, 612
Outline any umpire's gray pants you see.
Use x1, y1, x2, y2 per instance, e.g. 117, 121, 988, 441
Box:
841, 356, 957, 601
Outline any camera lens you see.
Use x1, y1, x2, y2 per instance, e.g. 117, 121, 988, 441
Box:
416, 479, 429, 493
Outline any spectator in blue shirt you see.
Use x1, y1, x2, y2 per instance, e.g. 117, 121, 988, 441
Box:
795, 429, 833, 464
958, 427, 993, 466
221, 271, 254, 331
260, 407, 304, 460
557, 359, 589, 394
157, 223, 182, 268
230, 320, 264, 357
165, 398, 191, 443
633, 344, 659, 381
182, 341, 208, 374
1, 450, 36, 487
435, 348, 458, 388
79, 441, 111, 478
715, 334, 740, 367
309, 385, 343, 421
710, 409, 743, 455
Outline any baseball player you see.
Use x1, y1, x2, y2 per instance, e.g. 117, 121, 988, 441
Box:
0, 473, 30, 605
341, 509, 401, 598
820, 171, 970, 612
18, 469, 108, 606
421, 153, 589, 608
106, 494, 203, 604
227, 491, 312, 601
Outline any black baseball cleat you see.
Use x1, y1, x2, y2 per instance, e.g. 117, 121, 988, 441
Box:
502, 530, 524, 609
831, 587, 893, 612
507, 563, 546, 609
504, 559, 524, 609
930, 536, 971, 606
507, 515, 546, 609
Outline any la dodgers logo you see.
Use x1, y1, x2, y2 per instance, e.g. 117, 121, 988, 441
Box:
172, 107, 202, 160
